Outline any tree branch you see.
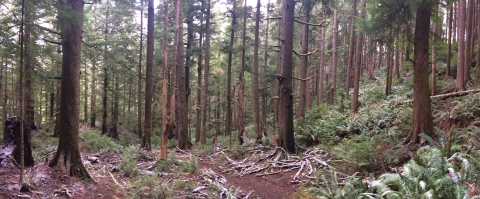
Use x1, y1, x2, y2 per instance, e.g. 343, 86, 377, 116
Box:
82, 41, 100, 50
33, 23, 61, 35
267, 17, 282, 20
293, 49, 318, 56
294, 19, 326, 27
293, 76, 313, 81
43, 38, 61, 45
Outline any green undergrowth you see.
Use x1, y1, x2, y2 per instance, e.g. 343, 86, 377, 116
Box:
79, 130, 124, 154
309, 146, 480, 199
295, 100, 412, 172
31, 129, 58, 163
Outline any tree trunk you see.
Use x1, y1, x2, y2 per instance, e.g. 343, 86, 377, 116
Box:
237, 0, 247, 145
465, 0, 474, 83
368, 41, 376, 80
226, 5, 236, 140
296, 0, 311, 118
253, 0, 263, 142
407, 0, 434, 144
142, 0, 154, 150
175, 0, 189, 149
19, 1, 27, 182
317, 6, 326, 105
83, 61, 88, 122
110, 74, 119, 139
432, 23, 437, 96
328, 10, 338, 106
393, 42, 400, 79
385, 34, 393, 96
456, 0, 466, 91
446, 4, 453, 77
277, 0, 295, 153
2, 116, 34, 167
200, 0, 211, 146
262, 0, 270, 133
2, 59, 6, 126
90, 61, 96, 127
137, 0, 144, 139
53, 49, 61, 137
159, 0, 171, 159
195, 9, 203, 144
185, 7, 194, 138
49, 0, 91, 179
453, 2, 457, 42
352, 0, 365, 112
345, 0, 357, 99
101, 1, 109, 136
0, 58, 3, 125
24, 5, 36, 136
476, 0, 480, 70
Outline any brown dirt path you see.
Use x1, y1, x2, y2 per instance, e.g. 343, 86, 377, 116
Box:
199, 156, 300, 199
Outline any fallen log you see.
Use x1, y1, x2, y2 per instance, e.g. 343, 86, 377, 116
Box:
393, 88, 480, 105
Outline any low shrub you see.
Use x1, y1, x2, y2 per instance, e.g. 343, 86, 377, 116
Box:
79, 130, 124, 154
120, 145, 139, 177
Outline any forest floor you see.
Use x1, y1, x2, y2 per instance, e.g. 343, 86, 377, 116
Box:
0, 131, 320, 199
2, 83, 479, 198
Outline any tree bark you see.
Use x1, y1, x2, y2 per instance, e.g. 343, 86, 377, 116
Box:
225, 5, 236, 140
465, 0, 474, 83
142, 0, 154, 150
175, 0, 189, 149
24, 3, 36, 136
159, 0, 171, 159
253, 0, 263, 142
456, 0, 466, 91
237, 0, 247, 145
90, 61, 96, 127
195, 7, 203, 144
385, 34, 393, 96
328, 10, 338, 106
101, 0, 110, 136
137, 0, 144, 139
393, 42, 400, 79
200, 0, 211, 146
49, 0, 91, 179
277, 0, 295, 153
352, 0, 365, 112
83, 61, 88, 122
19, 1, 26, 182
368, 41, 376, 80
345, 0, 357, 99
407, 0, 434, 144
477, 0, 480, 70
296, 0, 311, 118
185, 6, 194, 138
262, 0, 270, 133
431, 23, 437, 96
53, 48, 61, 137
446, 4, 453, 77
317, 6, 326, 105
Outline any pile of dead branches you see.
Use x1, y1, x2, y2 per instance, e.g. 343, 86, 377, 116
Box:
218, 147, 334, 184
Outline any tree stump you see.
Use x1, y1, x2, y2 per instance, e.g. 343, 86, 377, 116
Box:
0, 116, 34, 167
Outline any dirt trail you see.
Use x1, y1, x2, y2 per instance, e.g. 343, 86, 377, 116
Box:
200, 158, 298, 199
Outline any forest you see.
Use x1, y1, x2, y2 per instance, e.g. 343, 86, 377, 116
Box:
1, 0, 480, 198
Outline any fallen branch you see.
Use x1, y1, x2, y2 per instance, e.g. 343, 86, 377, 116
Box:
394, 88, 480, 105
109, 172, 124, 189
